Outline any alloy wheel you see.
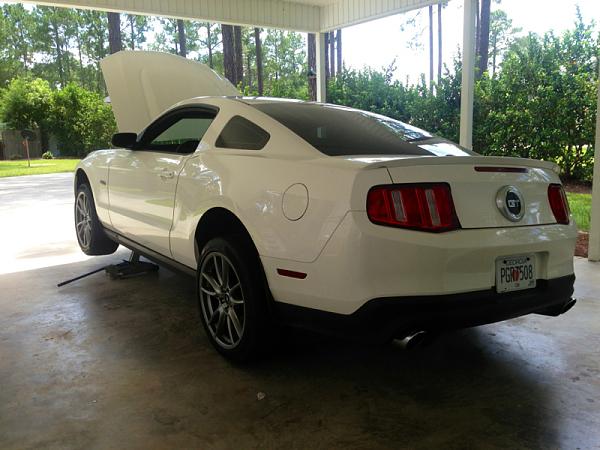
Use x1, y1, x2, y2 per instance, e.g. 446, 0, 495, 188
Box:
199, 251, 246, 349
75, 191, 92, 249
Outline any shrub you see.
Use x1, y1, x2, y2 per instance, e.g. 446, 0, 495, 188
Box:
49, 83, 117, 157
41, 151, 53, 159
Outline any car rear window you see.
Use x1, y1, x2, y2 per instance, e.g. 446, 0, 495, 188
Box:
252, 102, 473, 157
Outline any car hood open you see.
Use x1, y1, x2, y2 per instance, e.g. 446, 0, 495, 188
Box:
101, 51, 240, 134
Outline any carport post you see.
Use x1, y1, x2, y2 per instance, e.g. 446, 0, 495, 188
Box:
315, 32, 327, 102
588, 71, 600, 261
459, 0, 477, 150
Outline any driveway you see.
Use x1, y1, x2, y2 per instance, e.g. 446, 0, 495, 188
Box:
0, 173, 101, 274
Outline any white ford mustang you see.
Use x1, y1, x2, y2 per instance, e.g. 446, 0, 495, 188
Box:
75, 52, 576, 360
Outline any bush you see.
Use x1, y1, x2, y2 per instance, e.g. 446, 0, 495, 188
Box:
0, 77, 53, 131
326, 19, 598, 182
0, 77, 117, 158
41, 151, 53, 159
49, 83, 117, 157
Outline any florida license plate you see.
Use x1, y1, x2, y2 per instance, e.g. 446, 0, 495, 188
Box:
495, 254, 536, 293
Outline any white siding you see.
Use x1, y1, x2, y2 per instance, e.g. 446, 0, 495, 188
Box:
320, 0, 439, 31
13, 0, 448, 32
15, 0, 321, 32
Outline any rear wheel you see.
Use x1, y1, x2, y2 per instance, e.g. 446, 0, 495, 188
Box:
197, 235, 270, 362
75, 183, 118, 255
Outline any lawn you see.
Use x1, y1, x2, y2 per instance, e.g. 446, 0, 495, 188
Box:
0, 159, 80, 178
566, 192, 591, 232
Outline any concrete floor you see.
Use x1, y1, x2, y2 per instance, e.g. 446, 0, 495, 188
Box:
1, 173, 599, 449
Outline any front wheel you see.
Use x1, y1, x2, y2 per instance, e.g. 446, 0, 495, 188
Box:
75, 183, 118, 256
197, 236, 271, 362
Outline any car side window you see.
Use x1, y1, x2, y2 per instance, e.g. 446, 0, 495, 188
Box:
139, 108, 217, 153
151, 117, 213, 149
215, 116, 270, 150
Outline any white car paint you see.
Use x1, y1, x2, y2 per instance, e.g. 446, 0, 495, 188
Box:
77, 52, 576, 320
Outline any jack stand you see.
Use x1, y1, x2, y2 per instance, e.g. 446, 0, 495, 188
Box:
104, 251, 159, 280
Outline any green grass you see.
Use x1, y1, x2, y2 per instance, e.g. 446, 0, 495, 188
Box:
566, 192, 591, 232
0, 159, 80, 178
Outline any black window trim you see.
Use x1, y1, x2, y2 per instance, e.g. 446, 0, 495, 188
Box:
135, 105, 220, 154
215, 115, 271, 151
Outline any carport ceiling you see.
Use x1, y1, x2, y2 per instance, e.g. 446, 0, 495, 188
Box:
15, 0, 439, 32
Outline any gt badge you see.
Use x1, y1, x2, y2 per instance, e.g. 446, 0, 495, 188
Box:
496, 186, 524, 222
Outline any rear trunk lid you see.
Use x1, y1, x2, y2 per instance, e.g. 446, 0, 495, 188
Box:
101, 51, 240, 134
361, 155, 560, 229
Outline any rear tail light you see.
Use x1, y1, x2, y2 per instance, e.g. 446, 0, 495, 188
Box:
548, 184, 570, 225
367, 183, 461, 232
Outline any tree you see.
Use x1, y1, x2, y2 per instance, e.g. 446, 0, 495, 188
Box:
124, 14, 149, 50
0, 77, 53, 131
329, 31, 335, 77
0, 4, 36, 76
307, 33, 316, 100
222, 25, 235, 84
262, 30, 308, 99
477, 0, 491, 78
107, 12, 122, 54
336, 29, 342, 75
151, 18, 198, 56
489, 9, 521, 77
255, 28, 264, 95
324, 32, 329, 80
198, 23, 220, 69
50, 82, 116, 156
177, 19, 187, 57
233, 26, 243, 86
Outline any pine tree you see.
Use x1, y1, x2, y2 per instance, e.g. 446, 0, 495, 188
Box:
222, 25, 235, 84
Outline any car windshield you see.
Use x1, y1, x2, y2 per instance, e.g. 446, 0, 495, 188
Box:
252, 102, 475, 157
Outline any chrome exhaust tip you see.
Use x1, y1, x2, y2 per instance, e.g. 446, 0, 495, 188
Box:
560, 298, 577, 315
393, 331, 430, 350
536, 298, 577, 317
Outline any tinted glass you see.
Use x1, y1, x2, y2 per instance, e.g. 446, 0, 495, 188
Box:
253, 102, 475, 157
216, 116, 270, 150
150, 117, 213, 149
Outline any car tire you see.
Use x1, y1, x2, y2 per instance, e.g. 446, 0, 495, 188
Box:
75, 183, 119, 256
197, 235, 271, 362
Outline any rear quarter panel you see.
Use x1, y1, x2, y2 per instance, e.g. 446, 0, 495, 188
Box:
169, 152, 390, 268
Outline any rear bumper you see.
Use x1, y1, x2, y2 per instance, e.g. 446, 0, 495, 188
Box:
263, 212, 577, 315
274, 274, 575, 343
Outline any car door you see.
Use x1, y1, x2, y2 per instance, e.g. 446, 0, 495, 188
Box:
108, 107, 217, 257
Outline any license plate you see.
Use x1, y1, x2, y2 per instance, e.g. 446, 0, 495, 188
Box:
495, 254, 536, 293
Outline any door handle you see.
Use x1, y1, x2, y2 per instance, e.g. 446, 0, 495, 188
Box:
158, 170, 175, 180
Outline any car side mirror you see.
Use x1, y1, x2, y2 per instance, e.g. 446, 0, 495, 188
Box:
112, 132, 138, 149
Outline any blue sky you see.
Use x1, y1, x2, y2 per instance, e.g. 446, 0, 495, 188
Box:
343, 0, 600, 83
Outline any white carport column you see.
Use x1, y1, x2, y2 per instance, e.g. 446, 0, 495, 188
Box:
588, 72, 600, 261
315, 32, 327, 102
459, 0, 477, 149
